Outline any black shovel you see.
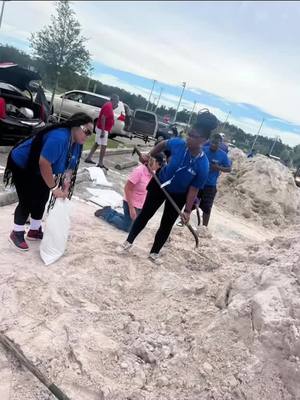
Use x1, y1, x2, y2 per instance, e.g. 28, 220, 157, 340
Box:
132, 146, 199, 248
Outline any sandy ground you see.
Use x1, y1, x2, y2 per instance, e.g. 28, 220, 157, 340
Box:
1, 150, 300, 399
2, 197, 300, 400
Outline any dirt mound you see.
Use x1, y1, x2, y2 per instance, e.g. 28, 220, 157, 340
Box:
1, 201, 300, 400
217, 153, 300, 227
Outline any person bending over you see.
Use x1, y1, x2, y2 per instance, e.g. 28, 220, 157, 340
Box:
117, 110, 218, 264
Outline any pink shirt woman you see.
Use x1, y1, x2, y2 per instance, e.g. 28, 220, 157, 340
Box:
95, 154, 164, 232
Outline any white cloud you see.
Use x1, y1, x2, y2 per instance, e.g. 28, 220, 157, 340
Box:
228, 116, 300, 147
2, 1, 300, 128
75, 2, 300, 125
94, 74, 300, 146
95, 73, 300, 146
1, 1, 54, 47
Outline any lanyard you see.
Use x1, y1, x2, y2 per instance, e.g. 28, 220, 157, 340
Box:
161, 148, 202, 188
66, 135, 75, 170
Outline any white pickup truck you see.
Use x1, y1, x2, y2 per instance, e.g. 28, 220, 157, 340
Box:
47, 90, 126, 135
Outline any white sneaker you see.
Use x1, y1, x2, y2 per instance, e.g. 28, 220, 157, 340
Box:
116, 241, 132, 253
148, 253, 163, 265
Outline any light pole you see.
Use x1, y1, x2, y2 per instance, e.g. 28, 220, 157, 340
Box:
269, 136, 279, 156
186, 100, 197, 131
223, 110, 231, 126
219, 110, 231, 133
154, 87, 163, 113
49, 70, 60, 120
146, 79, 156, 111
173, 81, 186, 123
86, 67, 94, 91
0, 0, 10, 30
151, 98, 157, 112
250, 118, 265, 152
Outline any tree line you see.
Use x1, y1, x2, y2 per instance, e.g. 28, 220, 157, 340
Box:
0, 0, 299, 166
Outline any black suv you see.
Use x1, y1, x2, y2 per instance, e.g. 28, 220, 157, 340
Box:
0, 63, 48, 146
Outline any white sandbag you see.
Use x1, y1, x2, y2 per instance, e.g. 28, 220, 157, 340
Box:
87, 188, 123, 208
85, 167, 113, 187
40, 198, 72, 266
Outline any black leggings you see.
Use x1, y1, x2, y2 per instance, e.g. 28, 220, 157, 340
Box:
11, 161, 50, 226
127, 178, 186, 254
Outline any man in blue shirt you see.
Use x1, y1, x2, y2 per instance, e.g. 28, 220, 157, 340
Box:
117, 109, 219, 264
204, 132, 229, 154
197, 133, 232, 227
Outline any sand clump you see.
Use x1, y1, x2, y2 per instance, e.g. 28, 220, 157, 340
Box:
0, 199, 300, 399
217, 151, 300, 227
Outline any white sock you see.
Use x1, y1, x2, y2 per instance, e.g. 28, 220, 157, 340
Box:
14, 224, 25, 232
30, 219, 42, 230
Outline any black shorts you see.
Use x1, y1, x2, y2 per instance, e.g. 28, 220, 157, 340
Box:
197, 185, 217, 214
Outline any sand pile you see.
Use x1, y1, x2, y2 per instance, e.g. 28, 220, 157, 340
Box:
1, 199, 300, 399
217, 153, 300, 227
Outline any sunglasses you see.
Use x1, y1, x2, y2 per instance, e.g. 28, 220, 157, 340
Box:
80, 125, 92, 136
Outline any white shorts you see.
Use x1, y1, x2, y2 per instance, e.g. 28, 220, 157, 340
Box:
95, 127, 109, 146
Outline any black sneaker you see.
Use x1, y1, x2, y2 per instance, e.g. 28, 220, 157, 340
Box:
94, 207, 111, 218
96, 164, 109, 171
85, 159, 96, 164
9, 231, 29, 251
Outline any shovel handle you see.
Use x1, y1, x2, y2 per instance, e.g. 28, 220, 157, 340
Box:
132, 146, 199, 248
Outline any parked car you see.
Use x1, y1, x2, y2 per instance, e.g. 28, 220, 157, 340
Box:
0, 63, 47, 146
155, 122, 180, 141
46, 90, 126, 136
130, 109, 158, 141
123, 102, 133, 132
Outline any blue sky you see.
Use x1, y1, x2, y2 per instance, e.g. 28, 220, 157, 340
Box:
1, 1, 300, 146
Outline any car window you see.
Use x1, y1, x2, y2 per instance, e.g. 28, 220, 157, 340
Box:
85, 94, 108, 108
64, 92, 85, 102
135, 110, 156, 123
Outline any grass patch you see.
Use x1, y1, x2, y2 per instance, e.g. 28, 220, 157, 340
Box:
83, 136, 128, 150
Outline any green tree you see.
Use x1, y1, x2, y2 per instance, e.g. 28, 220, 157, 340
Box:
30, 0, 90, 87
0, 44, 33, 68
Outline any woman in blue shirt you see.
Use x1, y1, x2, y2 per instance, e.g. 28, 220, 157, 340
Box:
118, 110, 218, 264
4, 112, 93, 251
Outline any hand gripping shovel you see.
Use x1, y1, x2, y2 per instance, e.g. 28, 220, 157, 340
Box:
132, 146, 199, 248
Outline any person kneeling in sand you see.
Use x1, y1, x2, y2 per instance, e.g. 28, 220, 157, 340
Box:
94, 154, 164, 232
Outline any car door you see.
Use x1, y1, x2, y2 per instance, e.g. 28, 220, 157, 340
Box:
83, 94, 107, 120
59, 91, 86, 118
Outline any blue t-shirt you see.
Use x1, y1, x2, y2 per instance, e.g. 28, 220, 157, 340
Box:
203, 144, 231, 187
12, 128, 81, 175
205, 140, 229, 154
159, 138, 209, 193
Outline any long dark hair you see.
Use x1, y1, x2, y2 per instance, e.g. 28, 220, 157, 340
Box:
3, 112, 93, 187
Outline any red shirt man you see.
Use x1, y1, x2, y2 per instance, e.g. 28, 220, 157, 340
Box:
96, 101, 114, 132
85, 94, 119, 170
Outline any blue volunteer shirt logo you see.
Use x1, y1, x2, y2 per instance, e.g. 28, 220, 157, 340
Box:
188, 167, 197, 175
